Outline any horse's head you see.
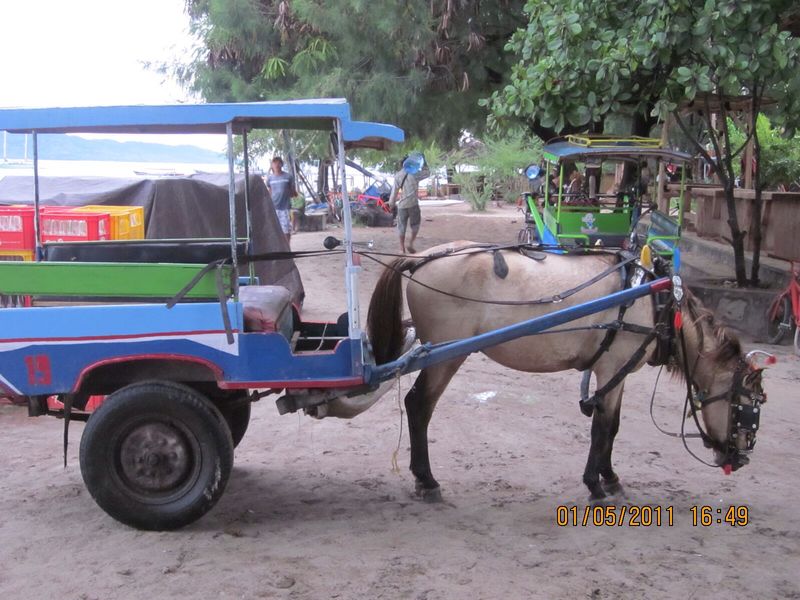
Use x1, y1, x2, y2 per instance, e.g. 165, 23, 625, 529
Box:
689, 320, 771, 473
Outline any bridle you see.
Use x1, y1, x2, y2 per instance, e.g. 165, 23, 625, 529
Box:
663, 274, 766, 471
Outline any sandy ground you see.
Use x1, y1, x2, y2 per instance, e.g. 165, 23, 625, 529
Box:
1, 202, 799, 599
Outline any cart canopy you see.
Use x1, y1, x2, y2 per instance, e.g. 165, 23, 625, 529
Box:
0, 99, 404, 149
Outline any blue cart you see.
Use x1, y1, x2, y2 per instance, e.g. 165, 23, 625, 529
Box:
0, 101, 671, 530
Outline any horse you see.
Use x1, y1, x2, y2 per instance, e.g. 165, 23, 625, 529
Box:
366, 241, 767, 502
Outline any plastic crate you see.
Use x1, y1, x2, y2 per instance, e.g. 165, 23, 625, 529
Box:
40, 209, 110, 243
0, 249, 34, 261
74, 205, 145, 240
0, 206, 35, 250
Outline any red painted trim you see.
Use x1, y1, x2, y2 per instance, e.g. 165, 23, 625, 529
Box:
650, 278, 672, 292
72, 354, 224, 393
219, 376, 364, 390
0, 329, 240, 345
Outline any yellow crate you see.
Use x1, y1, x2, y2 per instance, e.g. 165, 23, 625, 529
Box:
74, 205, 145, 240
0, 249, 34, 261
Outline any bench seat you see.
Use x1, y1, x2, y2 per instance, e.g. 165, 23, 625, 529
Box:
646, 210, 681, 256
43, 239, 247, 264
239, 285, 294, 339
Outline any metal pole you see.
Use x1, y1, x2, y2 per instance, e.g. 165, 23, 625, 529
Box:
225, 122, 238, 293
679, 164, 687, 228
365, 277, 672, 385
657, 116, 670, 212
335, 119, 360, 342
242, 129, 255, 284
32, 131, 42, 261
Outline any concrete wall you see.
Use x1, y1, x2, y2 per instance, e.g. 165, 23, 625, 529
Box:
688, 282, 776, 341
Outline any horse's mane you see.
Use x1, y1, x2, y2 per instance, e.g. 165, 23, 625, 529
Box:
673, 289, 743, 373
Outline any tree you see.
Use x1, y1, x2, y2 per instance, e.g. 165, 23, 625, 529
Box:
171, 0, 525, 148
731, 115, 800, 191
489, 0, 800, 286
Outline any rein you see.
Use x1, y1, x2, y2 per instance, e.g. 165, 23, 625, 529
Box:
359, 247, 637, 306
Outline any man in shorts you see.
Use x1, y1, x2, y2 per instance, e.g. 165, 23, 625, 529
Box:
266, 156, 297, 245
389, 158, 429, 254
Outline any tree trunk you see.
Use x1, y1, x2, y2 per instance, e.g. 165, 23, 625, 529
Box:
723, 180, 749, 286
749, 91, 763, 286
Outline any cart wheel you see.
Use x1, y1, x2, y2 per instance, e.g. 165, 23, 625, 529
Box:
794, 327, 800, 357
765, 296, 792, 344
218, 400, 251, 448
79, 381, 233, 530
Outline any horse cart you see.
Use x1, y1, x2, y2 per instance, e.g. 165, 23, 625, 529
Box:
0, 102, 765, 530
520, 135, 690, 256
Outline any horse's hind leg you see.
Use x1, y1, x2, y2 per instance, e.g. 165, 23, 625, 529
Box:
404, 359, 465, 503
582, 381, 625, 502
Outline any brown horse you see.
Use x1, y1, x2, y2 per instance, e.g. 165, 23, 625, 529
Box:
366, 241, 766, 502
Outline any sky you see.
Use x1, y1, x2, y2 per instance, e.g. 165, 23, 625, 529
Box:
0, 0, 194, 107
0, 0, 227, 149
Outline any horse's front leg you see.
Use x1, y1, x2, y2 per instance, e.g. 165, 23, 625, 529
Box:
582, 380, 625, 502
404, 359, 464, 503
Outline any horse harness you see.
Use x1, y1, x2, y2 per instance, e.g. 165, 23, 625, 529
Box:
578, 260, 765, 469
392, 242, 766, 470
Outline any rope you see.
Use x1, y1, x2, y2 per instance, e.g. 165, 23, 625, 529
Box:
390, 373, 404, 475
358, 251, 637, 307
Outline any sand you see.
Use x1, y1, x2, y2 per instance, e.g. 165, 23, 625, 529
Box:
1, 202, 798, 599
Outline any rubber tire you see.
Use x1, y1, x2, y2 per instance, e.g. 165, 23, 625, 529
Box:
766, 296, 792, 344
794, 327, 800, 357
218, 401, 251, 448
79, 381, 233, 531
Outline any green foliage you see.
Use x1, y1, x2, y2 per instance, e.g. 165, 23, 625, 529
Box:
173, 0, 526, 150
730, 115, 800, 189
487, 0, 800, 137
452, 170, 490, 211
453, 130, 541, 211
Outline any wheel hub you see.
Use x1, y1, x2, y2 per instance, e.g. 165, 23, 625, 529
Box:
119, 422, 193, 493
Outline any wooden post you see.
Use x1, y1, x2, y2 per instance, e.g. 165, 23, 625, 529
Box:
744, 136, 754, 189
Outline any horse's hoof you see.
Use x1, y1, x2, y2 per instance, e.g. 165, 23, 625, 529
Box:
602, 479, 624, 496
416, 486, 443, 503
588, 495, 609, 507
579, 402, 594, 418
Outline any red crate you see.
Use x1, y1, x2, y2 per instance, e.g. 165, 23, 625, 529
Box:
40, 209, 110, 243
0, 206, 35, 250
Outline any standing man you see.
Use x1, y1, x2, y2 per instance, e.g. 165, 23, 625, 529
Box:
266, 156, 297, 245
389, 158, 429, 254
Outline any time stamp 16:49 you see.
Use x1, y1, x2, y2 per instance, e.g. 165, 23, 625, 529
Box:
556, 505, 749, 527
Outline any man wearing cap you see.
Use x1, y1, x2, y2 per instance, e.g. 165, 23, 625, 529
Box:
389, 157, 429, 254
267, 156, 297, 245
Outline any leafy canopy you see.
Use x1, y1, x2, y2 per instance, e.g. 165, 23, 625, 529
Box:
174, 0, 525, 147
488, 0, 800, 137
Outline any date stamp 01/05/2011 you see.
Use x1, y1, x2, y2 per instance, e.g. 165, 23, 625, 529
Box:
556, 505, 750, 528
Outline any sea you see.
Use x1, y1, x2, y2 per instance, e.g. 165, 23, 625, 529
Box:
0, 159, 229, 179
0, 159, 386, 194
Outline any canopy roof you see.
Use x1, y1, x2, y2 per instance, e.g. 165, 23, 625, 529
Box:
0, 99, 404, 149
543, 137, 692, 163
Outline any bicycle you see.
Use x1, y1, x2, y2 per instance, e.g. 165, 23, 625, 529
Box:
765, 258, 800, 355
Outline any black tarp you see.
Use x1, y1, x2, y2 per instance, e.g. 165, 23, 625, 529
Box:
0, 174, 304, 306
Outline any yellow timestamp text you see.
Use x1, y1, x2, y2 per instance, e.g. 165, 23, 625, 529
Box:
555, 505, 750, 527
556, 505, 673, 527
690, 505, 749, 527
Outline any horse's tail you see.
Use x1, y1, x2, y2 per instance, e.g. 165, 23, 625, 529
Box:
367, 257, 418, 365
